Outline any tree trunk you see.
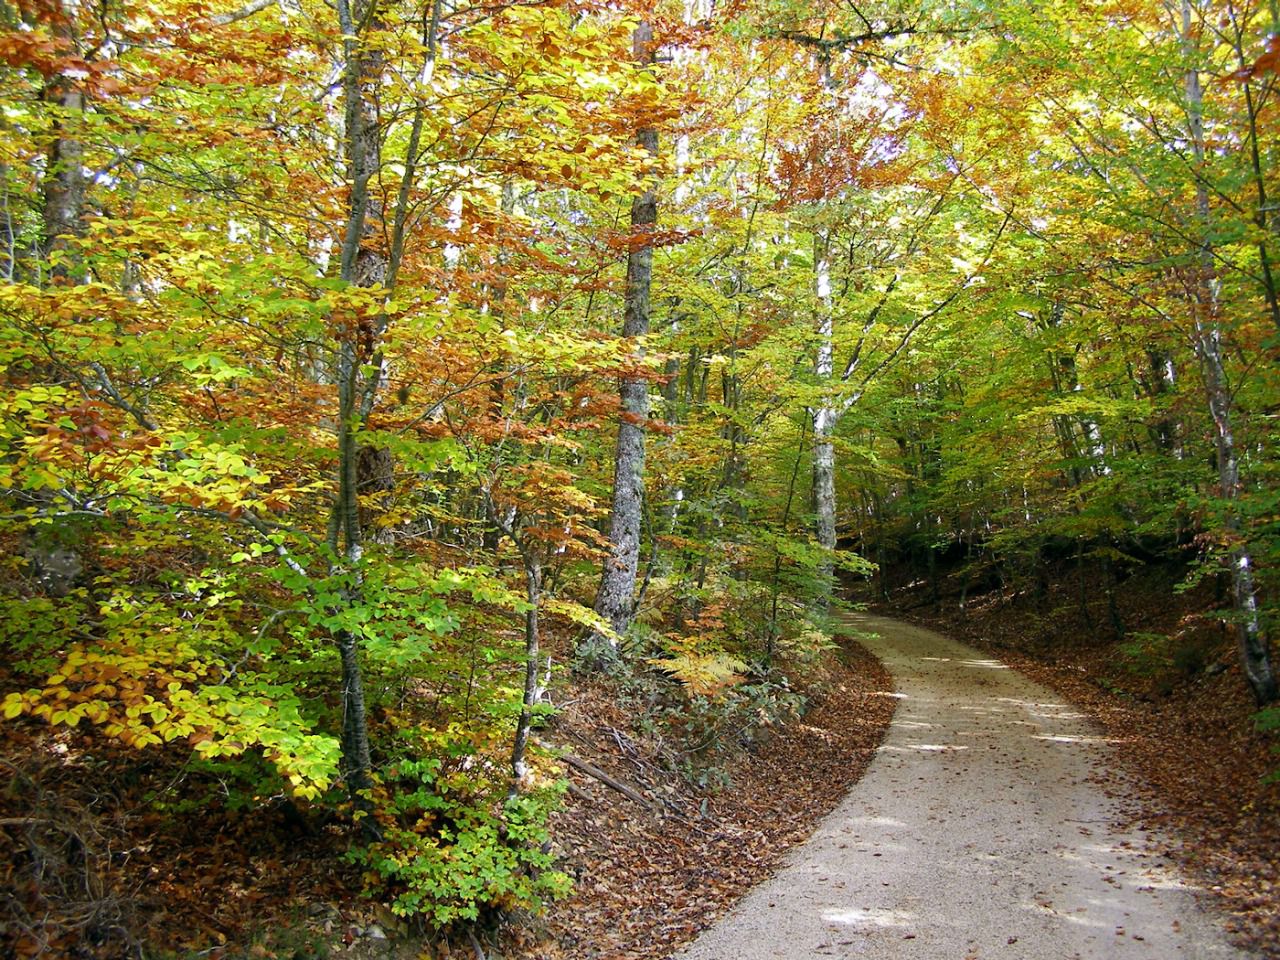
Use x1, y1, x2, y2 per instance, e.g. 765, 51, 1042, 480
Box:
1194, 323, 1274, 703
1144, 347, 1178, 455
812, 230, 837, 609
1183, 5, 1277, 705
40, 2, 86, 281
330, 0, 386, 803
874, 497, 890, 602
593, 22, 658, 650
767, 418, 808, 662
509, 557, 541, 799
1102, 547, 1125, 641
337, 629, 374, 798
1231, 29, 1280, 335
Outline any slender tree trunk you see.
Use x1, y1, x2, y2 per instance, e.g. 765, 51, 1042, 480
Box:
767, 418, 808, 662
337, 627, 374, 795
1042, 304, 1092, 485
593, 22, 658, 649
1, 163, 16, 282
1145, 347, 1178, 454
1076, 540, 1089, 625
1193, 322, 1274, 702
660, 338, 683, 536
1183, 6, 1277, 705
1102, 547, 1125, 641
927, 528, 939, 611
509, 556, 541, 798
812, 230, 837, 609
1233, 38, 1280, 334
873, 492, 890, 601
330, 0, 386, 803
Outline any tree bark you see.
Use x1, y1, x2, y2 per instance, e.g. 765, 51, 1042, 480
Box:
1183, 2, 1277, 706
331, 0, 386, 804
812, 230, 837, 608
509, 557, 541, 798
40, 1, 86, 281
593, 22, 658, 650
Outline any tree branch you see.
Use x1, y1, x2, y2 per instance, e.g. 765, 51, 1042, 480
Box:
209, 0, 277, 27
773, 23, 977, 52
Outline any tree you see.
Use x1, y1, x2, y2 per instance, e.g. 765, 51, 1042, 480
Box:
591, 20, 662, 655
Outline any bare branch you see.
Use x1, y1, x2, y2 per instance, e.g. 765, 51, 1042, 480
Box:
209, 0, 277, 27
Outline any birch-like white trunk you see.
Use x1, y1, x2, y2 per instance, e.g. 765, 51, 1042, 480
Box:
1183, 0, 1276, 705
812, 231, 837, 604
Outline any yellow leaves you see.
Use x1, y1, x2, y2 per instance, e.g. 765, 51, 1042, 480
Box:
292, 781, 323, 802
650, 649, 748, 698
1, 643, 336, 798
542, 597, 616, 642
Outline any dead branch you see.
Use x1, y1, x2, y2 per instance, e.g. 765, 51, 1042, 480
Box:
538, 743, 654, 808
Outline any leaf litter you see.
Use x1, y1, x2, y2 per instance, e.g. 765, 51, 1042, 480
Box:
884, 559, 1280, 957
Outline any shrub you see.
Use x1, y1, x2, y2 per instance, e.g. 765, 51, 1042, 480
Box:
349, 729, 570, 928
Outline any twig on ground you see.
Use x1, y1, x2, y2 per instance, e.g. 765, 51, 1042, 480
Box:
538, 742, 654, 808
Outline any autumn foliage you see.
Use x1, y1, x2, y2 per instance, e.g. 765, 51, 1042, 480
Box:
2, 0, 1280, 954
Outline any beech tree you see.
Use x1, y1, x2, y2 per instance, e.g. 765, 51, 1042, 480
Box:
592, 20, 661, 653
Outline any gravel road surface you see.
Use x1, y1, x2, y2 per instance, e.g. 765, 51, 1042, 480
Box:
674, 613, 1246, 960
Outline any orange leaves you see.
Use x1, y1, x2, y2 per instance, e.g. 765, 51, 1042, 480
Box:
601, 225, 702, 253
485, 463, 607, 559
0, 30, 84, 77
1227, 35, 1280, 83
774, 113, 911, 206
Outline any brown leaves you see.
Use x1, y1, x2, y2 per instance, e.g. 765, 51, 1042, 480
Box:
894, 561, 1280, 956
1226, 35, 1280, 84
521, 640, 894, 960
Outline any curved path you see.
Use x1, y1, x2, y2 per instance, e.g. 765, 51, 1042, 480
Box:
675, 613, 1246, 960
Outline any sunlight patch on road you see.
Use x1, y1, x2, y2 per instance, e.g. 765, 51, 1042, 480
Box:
822, 907, 914, 929
879, 742, 970, 753
996, 696, 1069, 709
996, 696, 1086, 720
843, 814, 909, 829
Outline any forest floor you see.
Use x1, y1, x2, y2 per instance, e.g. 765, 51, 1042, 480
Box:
875, 558, 1280, 957
0, 630, 895, 960
677, 612, 1243, 960
513, 634, 895, 960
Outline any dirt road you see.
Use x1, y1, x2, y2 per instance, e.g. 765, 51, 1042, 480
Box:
674, 613, 1246, 959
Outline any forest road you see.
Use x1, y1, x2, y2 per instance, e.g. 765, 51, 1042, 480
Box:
673, 613, 1247, 960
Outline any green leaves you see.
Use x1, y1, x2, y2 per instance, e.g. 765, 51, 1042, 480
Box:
349, 727, 569, 926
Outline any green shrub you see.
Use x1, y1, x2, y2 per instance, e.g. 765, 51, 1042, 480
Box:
1119, 630, 1215, 682
350, 735, 570, 928
1118, 632, 1173, 677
